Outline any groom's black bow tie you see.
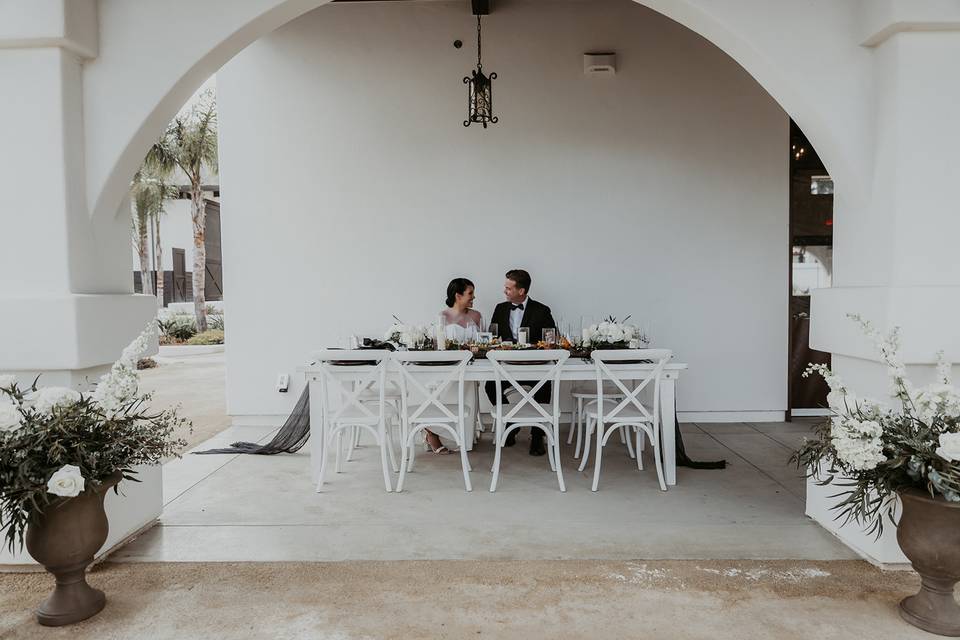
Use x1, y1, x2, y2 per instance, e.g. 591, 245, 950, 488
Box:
511, 303, 525, 311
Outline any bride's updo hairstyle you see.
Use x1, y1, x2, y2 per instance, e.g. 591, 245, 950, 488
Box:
445, 278, 474, 308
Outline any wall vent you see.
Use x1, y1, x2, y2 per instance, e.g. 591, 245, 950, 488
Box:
584, 52, 616, 76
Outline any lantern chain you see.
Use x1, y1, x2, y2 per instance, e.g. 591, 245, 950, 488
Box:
476, 15, 482, 70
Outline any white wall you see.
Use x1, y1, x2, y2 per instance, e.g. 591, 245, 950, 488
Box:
218, 0, 788, 419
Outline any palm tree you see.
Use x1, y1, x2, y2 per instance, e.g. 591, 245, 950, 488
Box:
147, 90, 218, 332
130, 167, 172, 300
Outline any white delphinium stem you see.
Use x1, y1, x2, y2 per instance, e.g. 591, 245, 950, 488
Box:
937, 350, 953, 385
847, 314, 911, 404
92, 321, 155, 417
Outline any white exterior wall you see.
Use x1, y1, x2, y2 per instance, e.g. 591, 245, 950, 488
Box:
5, 0, 959, 565
218, 0, 789, 420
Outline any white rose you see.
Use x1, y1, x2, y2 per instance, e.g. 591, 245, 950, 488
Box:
46, 464, 86, 498
935, 432, 960, 463
0, 404, 21, 432
607, 326, 625, 342
621, 326, 635, 340
31, 387, 82, 414
598, 322, 611, 334
0, 374, 16, 389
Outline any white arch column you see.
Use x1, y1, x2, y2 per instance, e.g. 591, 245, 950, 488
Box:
809, 5, 960, 564
0, 0, 162, 567
0, 0, 156, 387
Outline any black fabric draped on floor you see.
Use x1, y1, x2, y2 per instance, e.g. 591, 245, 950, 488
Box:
194, 386, 312, 455
194, 387, 726, 469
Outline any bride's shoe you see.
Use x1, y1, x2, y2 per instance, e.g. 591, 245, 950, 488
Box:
424, 434, 456, 455
431, 445, 456, 455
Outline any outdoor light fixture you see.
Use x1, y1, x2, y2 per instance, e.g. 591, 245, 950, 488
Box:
463, 10, 497, 128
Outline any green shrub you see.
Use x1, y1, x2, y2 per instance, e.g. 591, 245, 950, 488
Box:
186, 329, 224, 345
209, 314, 225, 331
158, 316, 197, 341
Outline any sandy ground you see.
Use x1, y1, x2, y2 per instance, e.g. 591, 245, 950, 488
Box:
0, 560, 930, 639
138, 352, 229, 451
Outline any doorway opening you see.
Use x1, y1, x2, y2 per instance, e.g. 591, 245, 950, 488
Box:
787, 120, 833, 418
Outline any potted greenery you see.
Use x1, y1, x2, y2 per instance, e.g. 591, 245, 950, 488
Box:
793, 315, 960, 636
0, 324, 187, 626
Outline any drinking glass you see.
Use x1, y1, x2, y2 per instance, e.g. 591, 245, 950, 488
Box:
518, 327, 530, 346
543, 328, 557, 346
489, 322, 498, 337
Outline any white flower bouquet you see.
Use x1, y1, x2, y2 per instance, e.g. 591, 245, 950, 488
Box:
0, 323, 189, 551
792, 314, 960, 536
582, 316, 647, 348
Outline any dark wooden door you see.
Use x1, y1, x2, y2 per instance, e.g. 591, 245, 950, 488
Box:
172, 248, 187, 302
204, 199, 223, 301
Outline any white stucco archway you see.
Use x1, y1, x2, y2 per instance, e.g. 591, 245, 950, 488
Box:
86, 0, 872, 227
4, 0, 960, 566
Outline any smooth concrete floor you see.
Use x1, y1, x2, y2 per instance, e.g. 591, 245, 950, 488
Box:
0, 560, 928, 640
114, 418, 856, 562
138, 352, 230, 451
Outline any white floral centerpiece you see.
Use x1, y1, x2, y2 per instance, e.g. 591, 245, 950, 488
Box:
384, 321, 428, 349
0, 322, 189, 552
792, 314, 960, 535
582, 316, 647, 348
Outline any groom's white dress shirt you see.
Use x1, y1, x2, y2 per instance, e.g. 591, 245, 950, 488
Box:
509, 298, 527, 341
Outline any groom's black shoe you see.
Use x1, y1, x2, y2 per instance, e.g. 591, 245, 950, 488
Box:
529, 429, 546, 456
504, 430, 517, 447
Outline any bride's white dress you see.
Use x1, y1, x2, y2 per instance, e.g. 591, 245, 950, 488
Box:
442, 310, 484, 343
445, 321, 481, 343
434, 309, 483, 450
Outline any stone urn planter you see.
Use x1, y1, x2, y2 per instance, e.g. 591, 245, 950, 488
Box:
897, 489, 960, 637
25, 472, 122, 626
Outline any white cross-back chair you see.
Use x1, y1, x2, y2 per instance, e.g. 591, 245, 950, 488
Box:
346, 379, 403, 470
487, 349, 569, 492
579, 349, 672, 492
567, 382, 633, 460
392, 350, 473, 492
310, 350, 402, 473
313, 349, 393, 492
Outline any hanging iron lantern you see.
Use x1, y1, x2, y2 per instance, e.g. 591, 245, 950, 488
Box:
463, 15, 497, 128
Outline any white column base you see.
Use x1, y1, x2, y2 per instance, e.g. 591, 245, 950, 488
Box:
0, 294, 158, 373
811, 285, 960, 363
0, 464, 163, 568
805, 471, 908, 566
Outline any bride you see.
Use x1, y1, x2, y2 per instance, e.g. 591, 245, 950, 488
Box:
421, 278, 482, 454
441, 278, 483, 343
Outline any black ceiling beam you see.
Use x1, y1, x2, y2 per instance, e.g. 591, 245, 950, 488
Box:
472, 0, 489, 16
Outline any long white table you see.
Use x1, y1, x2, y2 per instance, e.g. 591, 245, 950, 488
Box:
301, 359, 687, 486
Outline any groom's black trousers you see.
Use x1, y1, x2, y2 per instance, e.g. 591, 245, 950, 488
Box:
484, 381, 552, 440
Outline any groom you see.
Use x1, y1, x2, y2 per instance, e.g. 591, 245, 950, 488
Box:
486, 269, 557, 456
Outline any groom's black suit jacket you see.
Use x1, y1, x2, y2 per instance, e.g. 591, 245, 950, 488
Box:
490, 298, 557, 344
